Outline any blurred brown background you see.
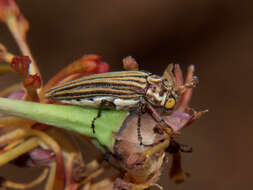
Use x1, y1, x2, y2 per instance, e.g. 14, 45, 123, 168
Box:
1, 0, 253, 189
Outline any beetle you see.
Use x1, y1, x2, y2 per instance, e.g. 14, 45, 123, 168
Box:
45, 64, 198, 144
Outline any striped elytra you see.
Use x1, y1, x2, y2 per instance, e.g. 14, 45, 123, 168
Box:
45, 71, 153, 108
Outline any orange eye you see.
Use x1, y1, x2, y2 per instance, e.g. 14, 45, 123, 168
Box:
165, 98, 176, 109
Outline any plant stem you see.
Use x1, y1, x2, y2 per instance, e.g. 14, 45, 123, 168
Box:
0, 98, 129, 150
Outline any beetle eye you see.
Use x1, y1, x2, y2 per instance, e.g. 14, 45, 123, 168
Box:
165, 97, 176, 109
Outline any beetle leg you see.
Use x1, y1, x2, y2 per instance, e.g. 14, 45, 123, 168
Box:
136, 100, 147, 145
91, 105, 103, 134
137, 106, 143, 145
146, 103, 174, 135
91, 100, 115, 133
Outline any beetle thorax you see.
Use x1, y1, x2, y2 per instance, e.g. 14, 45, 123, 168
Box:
145, 85, 167, 107
145, 75, 175, 107
145, 75, 178, 107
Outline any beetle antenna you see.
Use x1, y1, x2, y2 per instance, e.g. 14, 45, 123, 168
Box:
162, 64, 176, 86
178, 76, 199, 95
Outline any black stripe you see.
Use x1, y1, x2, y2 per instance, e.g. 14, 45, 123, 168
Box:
51, 81, 145, 94
46, 71, 150, 93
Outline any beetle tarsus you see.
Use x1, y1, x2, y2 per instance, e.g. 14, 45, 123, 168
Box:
146, 103, 174, 134
91, 104, 103, 134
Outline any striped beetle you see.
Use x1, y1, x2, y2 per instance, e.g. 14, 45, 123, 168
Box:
45, 64, 198, 144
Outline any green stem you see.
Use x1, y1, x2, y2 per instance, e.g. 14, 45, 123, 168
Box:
0, 98, 129, 150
